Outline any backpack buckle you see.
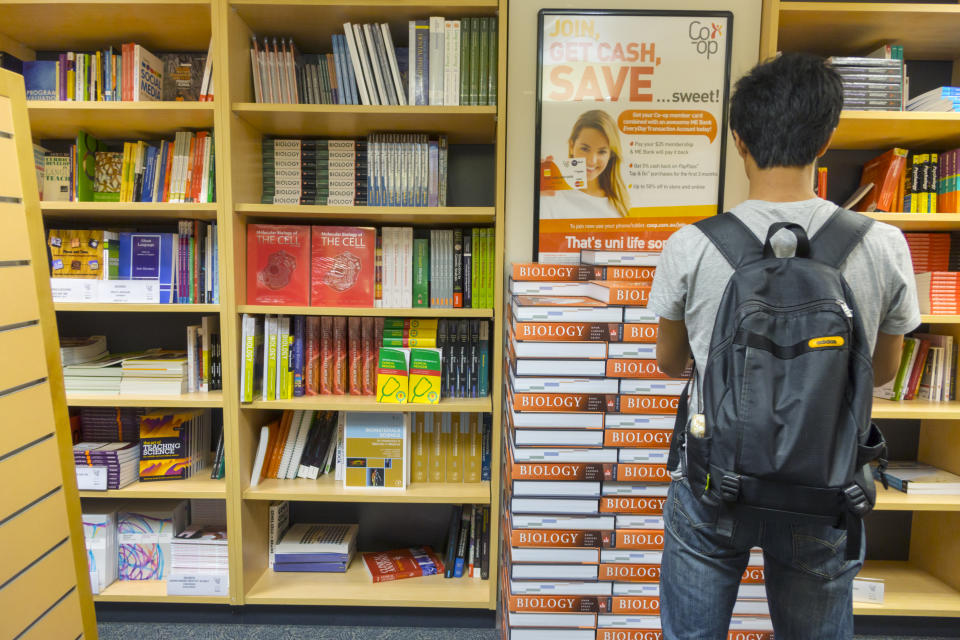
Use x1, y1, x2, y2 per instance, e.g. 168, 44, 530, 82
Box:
843, 484, 870, 517
720, 473, 741, 501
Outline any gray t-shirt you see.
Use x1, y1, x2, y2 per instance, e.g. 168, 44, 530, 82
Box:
647, 198, 922, 409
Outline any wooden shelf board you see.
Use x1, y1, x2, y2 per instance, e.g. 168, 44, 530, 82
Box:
67, 391, 223, 408
92, 579, 230, 605
232, 104, 496, 143
244, 557, 491, 607
874, 481, 960, 511
855, 561, 960, 617
27, 102, 215, 140
244, 476, 489, 503
236, 204, 496, 224
920, 315, 960, 324
230, 2, 497, 54
866, 213, 960, 231
237, 305, 493, 318
42, 202, 217, 221
872, 399, 960, 420
245, 396, 492, 412
55, 303, 220, 313
0, 3, 212, 52
78, 476, 226, 499
833, 112, 960, 151
778, 3, 960, 60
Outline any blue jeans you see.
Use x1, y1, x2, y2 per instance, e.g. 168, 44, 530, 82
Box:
660, 478, 864, 640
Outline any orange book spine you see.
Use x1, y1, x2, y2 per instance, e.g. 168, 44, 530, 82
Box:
599, 496, 668, 514
741, 566, 765, 584
333, 316, 347, 395
622, 324, 658, 343
604, 429, 674, 448
603, 463, 672, 483
593, 282, 651, 306
611, 596, 661, 614
259, 419, 281, 481
817, 166, 828, 200
606, 266, 655, 283
598, 563, 661, 582
320, 316, 333, 394
267, 411, 292, 478
512, 392, 609, 412
512, 321, 621, 342
162, 142, 174, 201
605, 529, 666, 550
508, 595, 607, 613
612, 395, 681, 415
508, 460, 604, 481
510, 529, 607, 548
606, 359, 674, 379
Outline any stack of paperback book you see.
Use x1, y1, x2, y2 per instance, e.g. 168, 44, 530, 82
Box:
78, 406, 144, 442
63, 353, 126, 394
915, 272, 960, 314
907, 86, 960, 112
60, 335, 107, 366
73, 441, 140, 490
904, 233, 955, 273
117, 501, 188, 581
167, 525, 229, 596
82, 505, 118, 594
501, 254, 772, 640
139, 409, 213, 481
827, 55, 903, 111
273, 523, 358, 572
121, 352, 189, 395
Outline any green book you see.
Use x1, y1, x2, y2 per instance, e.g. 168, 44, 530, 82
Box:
477, 321, 489, 397
460, 18, 471, 106
471, 228, 479, 307
478, 17, 490, 106
413, 235, 430, 307
487, 17, 498, 106
469, 17, 481, 106
484, 228, 493, 308
892, 337, 918, 401
76, 130, 105, 202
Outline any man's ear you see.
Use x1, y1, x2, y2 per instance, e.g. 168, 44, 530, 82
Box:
817, 128, 837, 158
732, 131, 749, 159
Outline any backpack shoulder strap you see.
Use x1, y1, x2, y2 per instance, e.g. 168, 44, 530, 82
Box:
810, 207, 875, 269
693, 212, 764, 269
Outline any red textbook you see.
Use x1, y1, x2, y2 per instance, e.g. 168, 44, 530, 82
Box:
311, 226, 376, 307
361, 546, 445, 583
247, 224, 310, 305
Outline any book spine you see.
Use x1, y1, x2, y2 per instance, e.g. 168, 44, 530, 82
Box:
293, 315, 306, 397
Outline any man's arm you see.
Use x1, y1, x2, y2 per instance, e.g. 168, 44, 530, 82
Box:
873, 332, 904, 387
657, 317, 692, 379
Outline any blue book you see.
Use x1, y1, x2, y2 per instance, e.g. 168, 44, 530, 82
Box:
159, 233, 175, 303
273, 562, 348, 573
292, 315, 305, 396
155, 142, 169, 202
117, 232, 132, 279
141, 146, 157, 203
119, 232, 163, 281
340, 35, 359, 106
331, 36, 346, 105
412, 20, 429, 106
211, 222, 218, 303
23, 61, 57, 100
274, 552, 350, 564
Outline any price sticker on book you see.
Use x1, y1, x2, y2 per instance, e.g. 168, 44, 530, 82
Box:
852, 577, 885, 604
75, 466, 108, 491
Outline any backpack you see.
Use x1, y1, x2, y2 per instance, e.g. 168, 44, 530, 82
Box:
669, 208, 889, 560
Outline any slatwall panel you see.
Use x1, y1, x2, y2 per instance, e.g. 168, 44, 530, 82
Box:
0, 71, 95, 638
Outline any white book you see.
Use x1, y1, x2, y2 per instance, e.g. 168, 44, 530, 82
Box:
619, 379, 686, 396
509, 374, 619, 394
352, 24, 380, 105
509, 580, 613, 596
510, 410, 604, 429
362, 23, 389, 104
407, 21, 416, 105
607, 343, 657, 359
199, 135, 212, 203
260, 315, 272, 401
276, 410, 304, 479
510, 340, 607, 359
334, 414, 346, 481
600, 549, 663, 564
601, 482, 670, 497
512, 497, 599, 515
186, 325, 198, 392
509, 630, 595, 640
343, 23, 371, 105
510, 514, 616, 530
510, 444, 618, 464
249, 425, 270, 487
513, 480, 601, 497
286, 412, 313, 479
597, 615, 661, 630
444, 20, 460, 106
616, 514, 665, 530
511, 359, 607, 377
611, 582, 661, 597
380, 23, 407, 106
403, 226, 413, 307
623, 308, 659, 323
133, 45, 163, 102
618, 448, 671, 464
514, 429, 604, 447
508, 611, 597, 628
320, 411, 340, 475
605, 414, 675, 429
199, 36, 214, 100
428, 17, 445, 105
275, 523, 358, 556
511, 564, 598, 580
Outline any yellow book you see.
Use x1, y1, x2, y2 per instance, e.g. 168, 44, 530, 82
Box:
408, 348, 441, 404
376, 348, 409, 403
430, 413, 446, 482
445, 413, 463, 483
412, 413, 428, 483
464, 413, 481, 483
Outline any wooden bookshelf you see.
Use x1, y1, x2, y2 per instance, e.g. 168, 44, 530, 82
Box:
245, 396, 491, 413
244, 557, 490, 608
78, 475, 226, 499
66, 391, 224, 407
765, 0, 960, 618
236, 204, 497, 224
232, 104, 497, 143
244, 476, 490, 503
54, 303, 220, 313
42, 202, 218, 222
9, 0, 507, 610
28, 101, 216, 139
93, 579, 231, 605
237, 305, 493, 318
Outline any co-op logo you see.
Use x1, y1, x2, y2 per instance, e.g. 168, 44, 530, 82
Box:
689, 21, 722, 58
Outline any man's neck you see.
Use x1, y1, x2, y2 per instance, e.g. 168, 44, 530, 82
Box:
747, 165, 818, 203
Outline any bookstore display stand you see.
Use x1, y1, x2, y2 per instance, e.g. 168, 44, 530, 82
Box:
0, 0, 505, 610
763, 0, 960, 619
0, 68, 96, 638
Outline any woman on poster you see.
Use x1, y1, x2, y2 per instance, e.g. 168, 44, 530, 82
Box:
540, 109, 631, 219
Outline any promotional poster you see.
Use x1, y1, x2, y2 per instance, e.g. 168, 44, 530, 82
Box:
535, 10, 733, 262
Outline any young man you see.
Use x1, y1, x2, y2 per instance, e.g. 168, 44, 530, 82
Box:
647, 52, 921, 639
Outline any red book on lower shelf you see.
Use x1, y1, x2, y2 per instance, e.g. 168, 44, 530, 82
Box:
361, 546, 445, 583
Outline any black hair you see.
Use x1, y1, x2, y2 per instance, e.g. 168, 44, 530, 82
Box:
729, 52, 843, 169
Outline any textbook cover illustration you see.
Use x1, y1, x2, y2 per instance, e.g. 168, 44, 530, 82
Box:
343, 411, 409, 489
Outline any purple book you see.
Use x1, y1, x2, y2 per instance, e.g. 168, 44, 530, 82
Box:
274, 552, 350, 564
273, 561, 348, 573
131, 233, 162, 280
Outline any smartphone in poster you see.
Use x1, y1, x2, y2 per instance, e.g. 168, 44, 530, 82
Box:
535, 10, 733, 263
